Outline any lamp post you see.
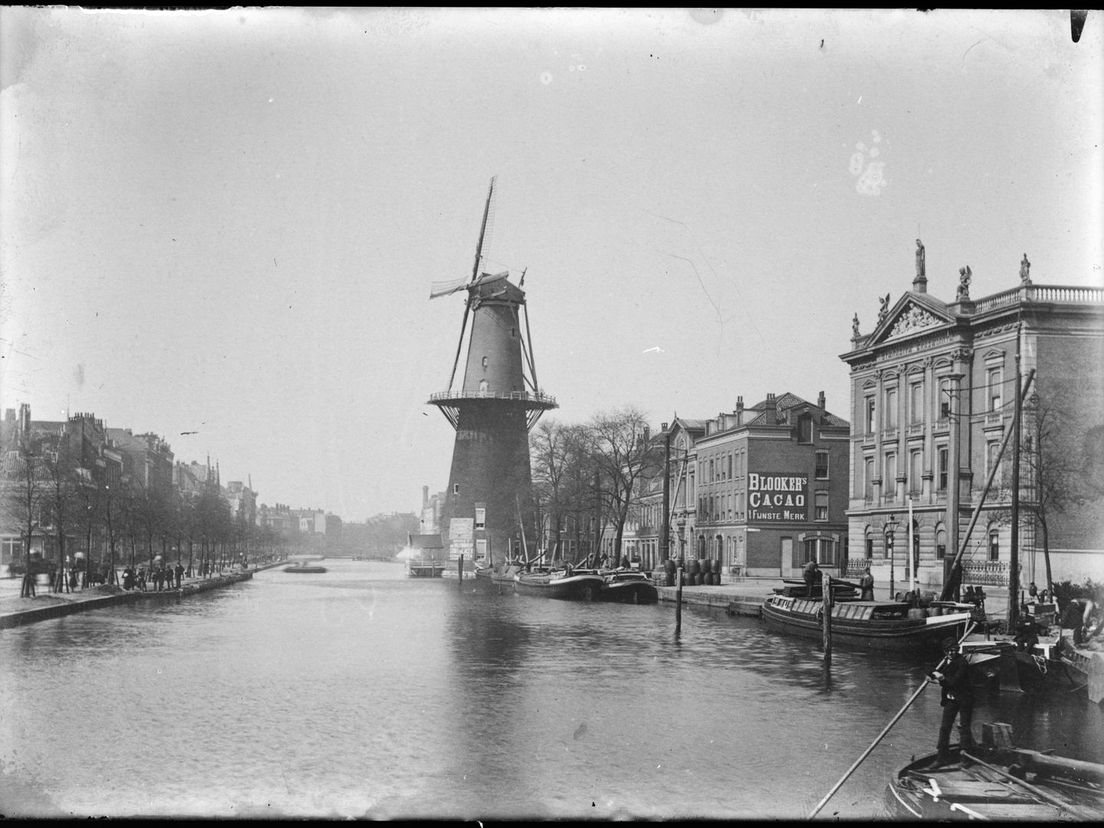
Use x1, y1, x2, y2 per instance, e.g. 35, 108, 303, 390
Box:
885, 514, 897, 600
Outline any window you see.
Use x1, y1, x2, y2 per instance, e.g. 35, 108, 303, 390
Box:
910, 383, 924, 424
885, 452, 897, 500
865, 397, 876, 435
885, 388, 898, 430
798, 413, 813, 444
453, 483, 460, 495
987, 367, 1003, 412
909, 449, 923, 495
987, 441, 1002, 481
938, 377, 951, 421
474, 507, 486, 530
936, 525, 947, 560
815, 491, 828, 521
727, 454, 732, 480
864, 457, 875, 499
937, 446, 949, 492
865, 533, 874, 560
884, 528, 895, 560
815, 450, 829, 480
709, 459, 715, 483
988, 529, 1000, 562
781, 536, 794, 568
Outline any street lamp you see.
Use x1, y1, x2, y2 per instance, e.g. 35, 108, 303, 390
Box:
885, 514, 897, 599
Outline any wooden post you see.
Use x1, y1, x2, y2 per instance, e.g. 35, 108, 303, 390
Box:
675, 566, 684, 635
458, 554, 464, 588
822, 571, 833, 662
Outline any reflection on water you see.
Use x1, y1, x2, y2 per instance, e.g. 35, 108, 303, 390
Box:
1, 559, 1101, 819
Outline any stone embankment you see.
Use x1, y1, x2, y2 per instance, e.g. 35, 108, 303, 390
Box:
0, 562, 285, 630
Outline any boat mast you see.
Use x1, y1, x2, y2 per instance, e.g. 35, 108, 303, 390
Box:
938, 369, 1035, 602
1008, 315, 1024, 627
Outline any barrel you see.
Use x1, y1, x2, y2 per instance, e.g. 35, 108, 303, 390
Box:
713, 559, 722, 581
907, 608, 927, 620
689, 559, 701, 576
709, 572, 718, 586
665, 571, 675, 587
701, 558, 712, 575
665, 559, 677, 575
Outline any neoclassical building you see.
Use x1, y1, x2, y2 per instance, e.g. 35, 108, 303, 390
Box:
841, 246, 1104, 598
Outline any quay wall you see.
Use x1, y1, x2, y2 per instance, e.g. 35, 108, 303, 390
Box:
0, 571, 256, 630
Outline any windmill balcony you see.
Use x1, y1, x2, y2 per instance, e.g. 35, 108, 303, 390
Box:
429, 389, 558, 407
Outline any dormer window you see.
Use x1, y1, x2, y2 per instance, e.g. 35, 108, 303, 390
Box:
797, 413, 813, 444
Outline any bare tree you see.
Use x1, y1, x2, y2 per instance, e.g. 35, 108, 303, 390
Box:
587, 406, 661, 564
2, 431, 47, 597
1022, 393, 1104, 595
40, 436, 83, 592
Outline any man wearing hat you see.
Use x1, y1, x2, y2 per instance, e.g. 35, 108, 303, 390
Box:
928, 636, 975, 765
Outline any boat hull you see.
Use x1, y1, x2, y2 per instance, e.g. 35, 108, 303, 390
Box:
887, 746, 1104, 821
600, 574, 659, 604
761, 596, 971, 653
514, 572, 604, 601
474, 565, 519, 594
284, 566, 327, 574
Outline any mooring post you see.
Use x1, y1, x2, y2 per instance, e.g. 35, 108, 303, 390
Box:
675, 565, 684, 635
822, 570, 833, 663
458, 554, 464, 588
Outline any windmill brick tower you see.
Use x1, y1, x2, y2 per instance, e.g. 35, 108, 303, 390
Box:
428, 178, 557, 569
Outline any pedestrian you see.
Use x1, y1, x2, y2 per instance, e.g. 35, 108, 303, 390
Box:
137, 566, 147, 592
122, 566, 135, 591
1028, 581, 1038, 603
859, 567, 875, 601
928, 636, 975, 766
1014, 619, 1039, 652
803, 559, 821, 598
175, 563, 184, 588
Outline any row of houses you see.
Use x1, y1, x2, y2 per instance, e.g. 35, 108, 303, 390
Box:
0, 404, 340, 570
613, 253, 1104, 595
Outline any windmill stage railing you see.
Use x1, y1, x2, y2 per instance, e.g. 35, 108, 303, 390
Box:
428, 389, 558, 407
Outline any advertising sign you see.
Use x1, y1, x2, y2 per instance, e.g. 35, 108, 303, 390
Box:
748, 472, 808, 522
448, 517, 474, 562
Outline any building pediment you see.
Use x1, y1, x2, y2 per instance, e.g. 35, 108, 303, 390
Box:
869, 293, 954, 346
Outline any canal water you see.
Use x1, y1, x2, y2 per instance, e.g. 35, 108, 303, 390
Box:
1, 559, 1101, 819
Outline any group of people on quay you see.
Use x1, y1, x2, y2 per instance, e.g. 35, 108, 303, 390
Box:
120, 562, 186, 592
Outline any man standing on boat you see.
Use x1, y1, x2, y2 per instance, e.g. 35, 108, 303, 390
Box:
929, 637, 975, 766
803, 559, 821, 598
859, 567, 875, 601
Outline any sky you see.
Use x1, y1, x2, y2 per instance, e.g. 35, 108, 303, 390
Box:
1, 8, 1102, 522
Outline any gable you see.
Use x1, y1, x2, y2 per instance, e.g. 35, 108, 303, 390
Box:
870, 293, 953, 346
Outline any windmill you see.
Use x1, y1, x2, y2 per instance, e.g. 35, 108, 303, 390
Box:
427, 177, 557, 570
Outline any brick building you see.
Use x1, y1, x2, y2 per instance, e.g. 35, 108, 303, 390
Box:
635, 393, 850, 580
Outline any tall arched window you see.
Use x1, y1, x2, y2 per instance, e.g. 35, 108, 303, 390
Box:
988, 527, 1000, 562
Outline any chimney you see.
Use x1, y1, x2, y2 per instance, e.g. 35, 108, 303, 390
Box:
817, 391, 825, 409
661, 422, 668, 431
643, 425, 650, 443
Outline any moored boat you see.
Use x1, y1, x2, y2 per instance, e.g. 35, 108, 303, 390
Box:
598, 569, 659, 604
474, 560, 522, 593
284, 563, 327, 574
887, 731, 1104, 820
761, 595, 972, 653
514, 567, 604, 601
